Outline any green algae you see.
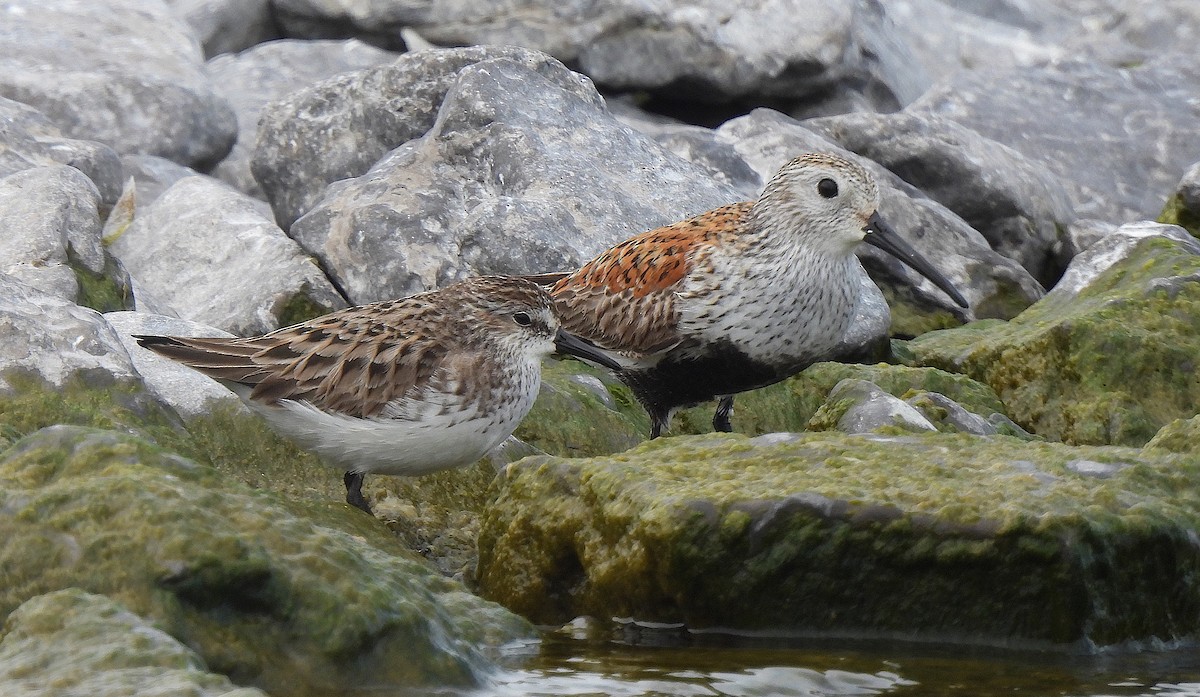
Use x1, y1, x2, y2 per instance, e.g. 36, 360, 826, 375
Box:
905, 237, 1200, 446
65, 243, 133, 313
880, 285, 966, 337
675, 362, 1006, 436
1157, 192, 1200, 238
477, 431, 1200, 647
0, 425, 533, 696
515, 358, 647, 456
276, 285, 336, 328
1143, 414, 1200, 454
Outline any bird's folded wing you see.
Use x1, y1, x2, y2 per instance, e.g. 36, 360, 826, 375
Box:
549, 202, 751, 357
135, 300, 450, 419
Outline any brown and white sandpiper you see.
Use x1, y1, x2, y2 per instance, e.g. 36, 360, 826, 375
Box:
135, 276, 619, 514
544, 152, 969, 438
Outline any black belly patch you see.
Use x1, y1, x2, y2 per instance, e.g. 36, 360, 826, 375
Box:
619, 340, 809, 414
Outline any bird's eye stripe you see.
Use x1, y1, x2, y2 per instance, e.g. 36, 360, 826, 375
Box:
817, 178, 838, 198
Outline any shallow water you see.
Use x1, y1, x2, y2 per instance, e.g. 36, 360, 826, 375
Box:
461, 627, 1200, 697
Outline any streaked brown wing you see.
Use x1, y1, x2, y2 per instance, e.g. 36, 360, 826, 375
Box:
550, 202, 751, 356
136, 299, 450, 419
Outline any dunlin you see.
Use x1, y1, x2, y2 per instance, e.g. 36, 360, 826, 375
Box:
135, 276, 619, 514
544, 153, 969, 438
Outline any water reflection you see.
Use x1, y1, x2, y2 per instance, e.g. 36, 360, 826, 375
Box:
460, 623, 1200, 697
480, 664, 912, 697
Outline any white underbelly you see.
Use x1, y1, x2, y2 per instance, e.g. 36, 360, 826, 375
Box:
249, 390, 535, 477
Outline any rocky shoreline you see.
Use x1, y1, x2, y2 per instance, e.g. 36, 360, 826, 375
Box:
2, 1, 1200, 695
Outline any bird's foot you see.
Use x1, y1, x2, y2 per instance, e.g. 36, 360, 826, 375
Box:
712, 396, 734, 433
343, 471, 373, 515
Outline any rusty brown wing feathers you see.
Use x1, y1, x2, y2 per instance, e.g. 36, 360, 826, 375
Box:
549, 202, 751, 356
136, 300, 450, 419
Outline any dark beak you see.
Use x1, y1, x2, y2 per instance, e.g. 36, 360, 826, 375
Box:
554, 329, 622, 371
862, 211, 969, 309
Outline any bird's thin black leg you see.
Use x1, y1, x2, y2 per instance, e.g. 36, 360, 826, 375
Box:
649, 409, 670, 439
344, 471, 373, 514
712, 396, 735, 433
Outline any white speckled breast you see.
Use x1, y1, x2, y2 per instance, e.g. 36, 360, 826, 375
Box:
677, 244, 863, 369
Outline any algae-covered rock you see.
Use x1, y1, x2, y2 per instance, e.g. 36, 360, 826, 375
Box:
477, 432, 1200, 649
905, 233, 1200, 446
1144, 415, 1200, 454
805, 379, 937, 434
0, 425, 533, 696
673, 362, 1006, 437
0, 589, 265, 697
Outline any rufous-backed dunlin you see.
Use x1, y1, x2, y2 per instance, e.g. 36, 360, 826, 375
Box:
135, 276, 619, 514
543, 153, 969, 438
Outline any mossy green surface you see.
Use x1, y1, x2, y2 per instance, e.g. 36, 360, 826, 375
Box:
477, 431, 1200, 648
276, 286, 338, 328
516, 358, 648, 456
1157, 192, 1200, 238
68, 253, 132, 314
905, 237, 1200, 446
0, 425, 533, 697
0, 589, 267, 697
1144, 415, 1200, 454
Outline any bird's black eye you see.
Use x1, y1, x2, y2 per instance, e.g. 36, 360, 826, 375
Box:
817, 178, 838, 198
513, 311, 532, 327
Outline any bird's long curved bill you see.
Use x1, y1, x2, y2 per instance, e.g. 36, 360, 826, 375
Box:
554, 329, 622, 371
862, 211, 970, 308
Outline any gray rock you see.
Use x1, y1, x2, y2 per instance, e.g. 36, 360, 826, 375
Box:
1046, 221, 1200, 301
289, 54, 742, 303
573, 1, 859, 102
905, 391, 997, 436
855, 0, 1066, 104
253, 45, 597, 229
0, 0, 237, 169
0, 589, 267, 697
108, 175, 347, 335
119, 154, 201, 209
1177, 161, 1200, 214
1064, 458, 1129, 479
104, 312, 245, 419
713, 108, 1045, 321
805, 111, 1075, 285
607, 98, 763, 197
207, 39, 397, 199
1052, 218, 1119, 269
0, 97, 123, 205
167, 0, 279, 57
270, 2, 868, 106
0, 274, 136, 391
818, 379, 938, 434
0, 166, 103, 301
1050, 0, 1200, 67
910, 55, 1200, 223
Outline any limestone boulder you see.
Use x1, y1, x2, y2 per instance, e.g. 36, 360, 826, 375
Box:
0, 0, 236, 169
108, 175, 346, 336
